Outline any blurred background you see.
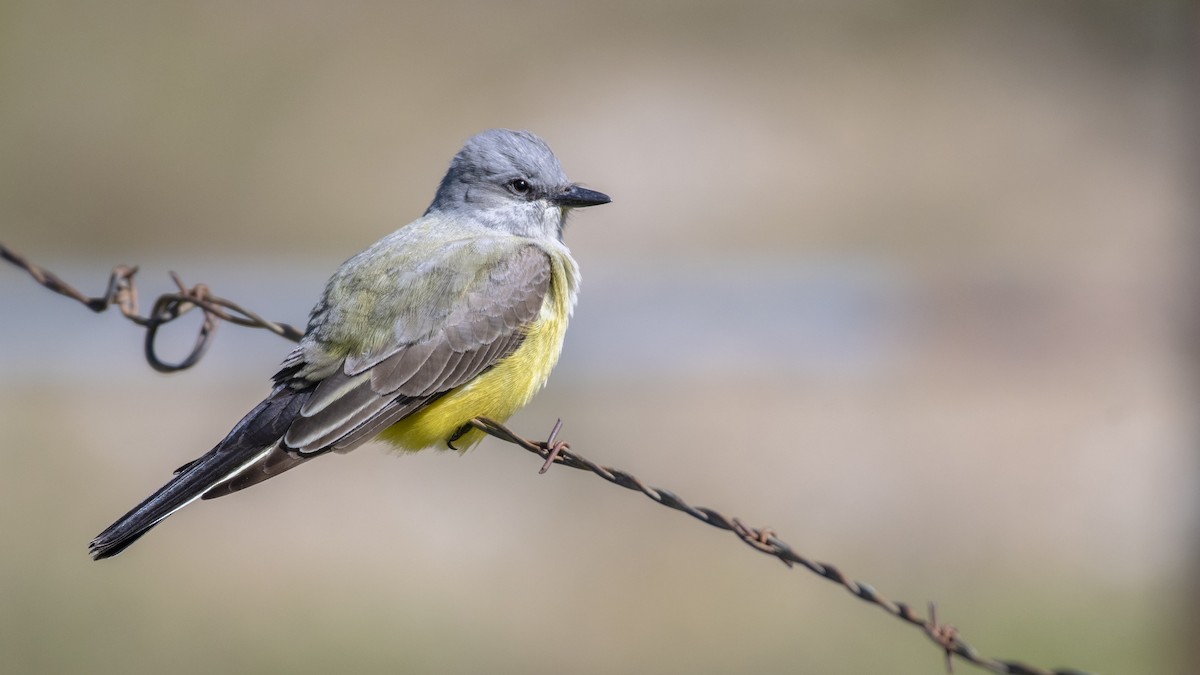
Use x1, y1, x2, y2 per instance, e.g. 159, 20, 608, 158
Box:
0, 2, 1194, 673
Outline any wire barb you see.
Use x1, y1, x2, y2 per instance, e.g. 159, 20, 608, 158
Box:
928, 602, 959, 673
538, 418, 569, 474
3, 242, 1095, 675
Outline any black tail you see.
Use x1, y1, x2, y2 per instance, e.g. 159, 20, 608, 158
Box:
89, 386, 311, 560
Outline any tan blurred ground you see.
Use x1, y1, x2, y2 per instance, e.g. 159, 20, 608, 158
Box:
0, 2, 1194, 674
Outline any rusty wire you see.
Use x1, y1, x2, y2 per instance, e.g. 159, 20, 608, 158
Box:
3, 241, 1094, 675
1, 241, 302, 371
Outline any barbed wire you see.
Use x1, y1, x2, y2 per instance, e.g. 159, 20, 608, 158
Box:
1, 241, 302, 372
468, 417, 1092, 675
2, 241, 1094, 675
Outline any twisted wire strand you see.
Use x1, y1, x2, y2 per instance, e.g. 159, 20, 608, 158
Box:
3, 242, 1094, 675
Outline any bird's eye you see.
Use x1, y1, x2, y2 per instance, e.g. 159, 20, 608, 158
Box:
508, 178, 531, 195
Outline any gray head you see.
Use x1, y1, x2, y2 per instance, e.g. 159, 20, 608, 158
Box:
427, 129, 609, 239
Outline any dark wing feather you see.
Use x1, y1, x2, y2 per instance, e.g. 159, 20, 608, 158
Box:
329, 397, 436, 452
199, 444, 310, 500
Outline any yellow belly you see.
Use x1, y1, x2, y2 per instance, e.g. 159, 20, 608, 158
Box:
377, 267, 572, 452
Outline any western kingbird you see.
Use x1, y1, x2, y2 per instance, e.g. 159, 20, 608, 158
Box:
89, 129, 609, 559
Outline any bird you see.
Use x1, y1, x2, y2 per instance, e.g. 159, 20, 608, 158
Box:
89, 129, 610, 559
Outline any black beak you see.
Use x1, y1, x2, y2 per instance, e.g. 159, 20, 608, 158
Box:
552, 185, 611, 208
